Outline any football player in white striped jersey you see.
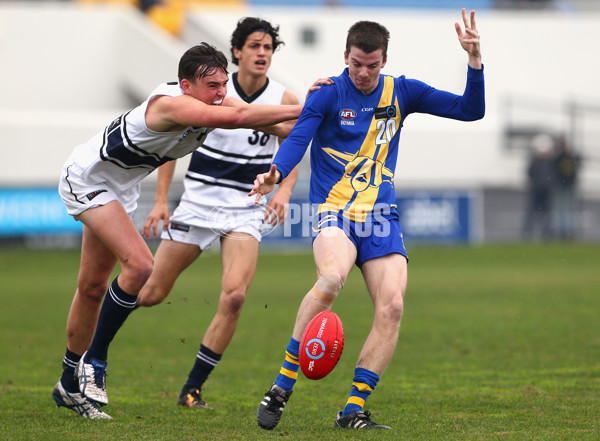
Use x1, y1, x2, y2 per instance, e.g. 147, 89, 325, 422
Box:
54, 42, 309, 418
135, 18, 301, 409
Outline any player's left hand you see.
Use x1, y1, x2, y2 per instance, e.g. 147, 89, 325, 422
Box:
455, 8, 481, 60
264, 189, 291, 226
142, 201, 170, 239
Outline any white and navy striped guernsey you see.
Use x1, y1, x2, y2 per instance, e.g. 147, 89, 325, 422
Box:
175, 72, 286, 220
63, 82, 214, 194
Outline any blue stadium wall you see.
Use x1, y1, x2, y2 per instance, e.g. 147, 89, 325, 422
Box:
0, 187, 480, 246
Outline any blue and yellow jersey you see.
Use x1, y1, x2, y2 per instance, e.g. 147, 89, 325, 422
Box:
274, 66, 484, 221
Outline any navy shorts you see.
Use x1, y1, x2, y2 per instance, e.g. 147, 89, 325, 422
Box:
312, 210, 408, 268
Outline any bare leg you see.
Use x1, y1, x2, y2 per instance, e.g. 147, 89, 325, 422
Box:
77, 201, 154, 295
60, 201, 154, 403
137, 239, 202, 306
74, 201, 154, 364
66, 224, 117, 355
202, 232, 259, 353
291, 227, 356, 340
177, 233, 260, 406
357, 253, 407, 375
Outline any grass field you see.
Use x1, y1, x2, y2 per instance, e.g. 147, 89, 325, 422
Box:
0, 243, 598, 440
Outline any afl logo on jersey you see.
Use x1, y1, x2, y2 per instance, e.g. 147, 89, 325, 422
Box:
339, 109, 356, 126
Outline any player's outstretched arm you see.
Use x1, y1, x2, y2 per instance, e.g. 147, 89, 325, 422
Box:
252, 89, 301, 138
249, 164, 281, 204
455, 8, 482, 69
254, 79, 332, 138
147, 94, 302, 132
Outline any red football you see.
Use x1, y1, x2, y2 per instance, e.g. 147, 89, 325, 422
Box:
299, 311, 344, 380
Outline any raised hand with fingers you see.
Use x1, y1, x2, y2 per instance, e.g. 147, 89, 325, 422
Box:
455, 8, 482, 69
249, 164, 281, 204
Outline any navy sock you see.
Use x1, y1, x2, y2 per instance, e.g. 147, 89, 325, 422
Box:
181, 344, 222, 394
60, 348, 81, 393
85, 277, 137, 362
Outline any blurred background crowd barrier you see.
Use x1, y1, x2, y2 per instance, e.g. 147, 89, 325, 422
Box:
1, 0, 599, 248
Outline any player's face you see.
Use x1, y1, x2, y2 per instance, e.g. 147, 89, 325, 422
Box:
234, 31, 273, 78
344, 47, 387, 95
185, 69, 228, 105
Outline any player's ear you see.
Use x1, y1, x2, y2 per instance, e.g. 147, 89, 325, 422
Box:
344, 50, 349, 65
233, 47, 242, 62
381, 54, 387, 69
180, 79, 192, 95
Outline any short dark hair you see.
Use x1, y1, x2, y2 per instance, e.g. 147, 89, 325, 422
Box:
178, 43, 228, 83
230, 17, 284, 66
346, 21, 390, 59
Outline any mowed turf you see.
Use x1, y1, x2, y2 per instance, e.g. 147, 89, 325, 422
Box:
0, 243, 598, 440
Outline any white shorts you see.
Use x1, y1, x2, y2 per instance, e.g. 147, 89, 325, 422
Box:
162, 205, 264, 250
58, 163, 140, 216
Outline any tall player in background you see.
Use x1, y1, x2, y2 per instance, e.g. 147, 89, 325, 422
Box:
251, 9, 485, 430
53, 42, 311, 420
135, 18, 301, 409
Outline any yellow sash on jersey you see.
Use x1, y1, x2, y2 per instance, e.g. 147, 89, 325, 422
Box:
318, 76, 400, 222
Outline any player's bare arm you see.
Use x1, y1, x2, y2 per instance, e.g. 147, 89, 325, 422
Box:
146, 93, 302, 132
253, 78, 333, 137
455, 8, 482, 69
250, 89, 301, 138
278, 89, 301, 139
142, 160, 176, 239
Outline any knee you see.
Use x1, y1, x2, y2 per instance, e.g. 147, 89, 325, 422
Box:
220, 289, 246, 316
378, 294, 404, 326
121, 255, 154, 291
315, 273, 344, 298
77, 277, 109, 303
390, 295, 404, 320
309, 274, 344, 308
138, 282, 166, 307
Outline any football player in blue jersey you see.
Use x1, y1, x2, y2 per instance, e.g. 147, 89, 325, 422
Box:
53, 42, 328, 419
251, 9, 485, 430
134, 17, 302, 410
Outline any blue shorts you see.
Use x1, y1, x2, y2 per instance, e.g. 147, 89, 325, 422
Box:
312, 210, 408, 268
